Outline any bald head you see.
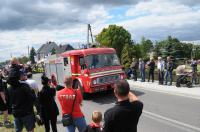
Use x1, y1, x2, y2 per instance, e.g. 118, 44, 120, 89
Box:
64, 76, 73, 88
167, 56, 171, 61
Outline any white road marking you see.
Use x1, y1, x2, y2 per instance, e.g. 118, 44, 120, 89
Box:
143, 113, 194, 132
143, 110, 200, 132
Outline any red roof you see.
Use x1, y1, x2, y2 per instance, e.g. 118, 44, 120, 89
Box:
61, 48, 116, 57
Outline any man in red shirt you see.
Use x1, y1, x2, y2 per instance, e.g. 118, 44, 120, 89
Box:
57, 77, 86, 132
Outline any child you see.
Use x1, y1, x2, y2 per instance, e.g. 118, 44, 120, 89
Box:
84, 111, 103, 132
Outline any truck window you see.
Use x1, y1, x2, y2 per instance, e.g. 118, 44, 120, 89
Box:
85, 53, 120, 69
79, 57, 86, 70
64, 58, 68, 66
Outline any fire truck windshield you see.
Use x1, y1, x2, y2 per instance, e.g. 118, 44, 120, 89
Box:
85, 53, 120, 69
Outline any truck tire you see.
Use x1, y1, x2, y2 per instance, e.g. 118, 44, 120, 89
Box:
186, 82, 192, 88
176, 82, 180, 87
73, 80, 88, 99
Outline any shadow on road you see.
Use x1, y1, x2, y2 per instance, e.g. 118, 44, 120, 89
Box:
88, 90, 145, 105
131, 90, 145, 97
88, 91, 116, 104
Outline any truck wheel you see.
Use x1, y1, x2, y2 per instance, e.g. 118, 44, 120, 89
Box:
176, 82, 180, 87
73, 80, 88, 99
186, 82, 192, 88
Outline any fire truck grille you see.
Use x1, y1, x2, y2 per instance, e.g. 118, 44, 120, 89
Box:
97, 74, 120, 84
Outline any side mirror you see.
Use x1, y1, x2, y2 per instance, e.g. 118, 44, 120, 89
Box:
81, 64, 87, 70
64, 58, 68, 66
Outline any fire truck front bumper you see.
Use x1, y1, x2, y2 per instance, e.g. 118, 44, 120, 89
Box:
91, 83, 115, 93
88, 73, 125, 93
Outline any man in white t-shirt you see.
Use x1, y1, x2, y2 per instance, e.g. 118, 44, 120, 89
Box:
26, 72, 39, 97
157, 57, 165, 85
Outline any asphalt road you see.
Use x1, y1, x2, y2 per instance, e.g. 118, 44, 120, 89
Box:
81, 88, 200, 132
34, 74, 200, 132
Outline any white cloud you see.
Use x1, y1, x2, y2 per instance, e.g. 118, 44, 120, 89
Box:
122, 1, 200, 41
0, 26, 87, 60
126, 1, 192, 16
0, 0, 200, 61
87, 6, 112, 23
0, 2, 112, 61
163, 0, 200, 6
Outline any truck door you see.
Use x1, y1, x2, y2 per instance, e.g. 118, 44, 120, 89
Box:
70, 55, 80, 76
63, 57, 71, 77
71, 55, 87, 78
79, 56, 87, 75
55, 57, 71, 85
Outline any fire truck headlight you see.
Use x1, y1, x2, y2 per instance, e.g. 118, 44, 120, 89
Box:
120, 74, 124, 80
92, 79, 97, 85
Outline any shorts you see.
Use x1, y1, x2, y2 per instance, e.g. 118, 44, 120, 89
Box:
0, 96, 8, 111
14, 114, 36, 132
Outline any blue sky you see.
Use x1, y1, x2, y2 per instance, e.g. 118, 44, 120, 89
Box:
107, 6, 152, 23
0, 0, 200, 61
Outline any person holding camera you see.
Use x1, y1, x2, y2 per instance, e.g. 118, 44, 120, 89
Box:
57, 76, 86, 132
8, 58, 36, 132
103, 80, 143, 132
38, 75, 59, 132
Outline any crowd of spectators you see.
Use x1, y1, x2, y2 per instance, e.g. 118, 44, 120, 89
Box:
128, 56, 198, 86
0, 57, 143, 132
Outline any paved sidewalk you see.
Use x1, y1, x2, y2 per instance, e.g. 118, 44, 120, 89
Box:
128, 80, 200, 100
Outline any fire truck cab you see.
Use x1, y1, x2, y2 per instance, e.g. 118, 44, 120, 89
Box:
44, 48, 125, 98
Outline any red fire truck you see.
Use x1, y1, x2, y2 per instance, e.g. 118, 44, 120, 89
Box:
44, 47, 125, 98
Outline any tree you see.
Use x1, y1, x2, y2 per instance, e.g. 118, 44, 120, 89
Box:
181, 43, 193, 59
154, 36, 188, 59
120, 39, 145, 68
18, 56, 29, 64
191, 44, 200, 59
154, 36, 194, 68
96, 25, 132, 59
51, 48, 56, 55
140, 37, 153, 60
29, 47, 36, 64
121, 44, 136, 68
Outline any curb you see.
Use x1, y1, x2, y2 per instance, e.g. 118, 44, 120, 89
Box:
128, 80, 200, 100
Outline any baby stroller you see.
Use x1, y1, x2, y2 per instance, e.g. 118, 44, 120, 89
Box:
126, 68, 133, 79
176, 65, 193, 88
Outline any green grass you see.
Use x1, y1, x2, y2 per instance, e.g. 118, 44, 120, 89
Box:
197, 65, 200, 72
0, 114, 44, 132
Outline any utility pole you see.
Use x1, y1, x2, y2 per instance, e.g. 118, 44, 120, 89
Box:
89, 24, 94, 43
87, 24, 94, 48
10, 53, 12, 58
87, 24, 89, 46
28, 45, 30, 57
